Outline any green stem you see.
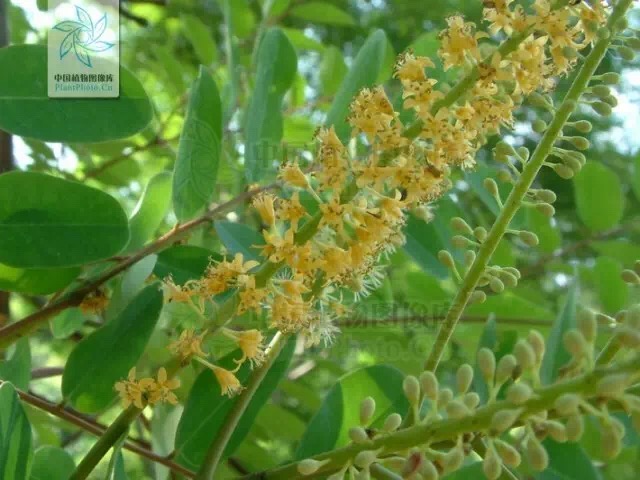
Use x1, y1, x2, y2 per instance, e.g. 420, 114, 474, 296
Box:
196, 332, 288, 480
424, 0, 633, 372
69, 406, 141, 480
240, 353, 640, 480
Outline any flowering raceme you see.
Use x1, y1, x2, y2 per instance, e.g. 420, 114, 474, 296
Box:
120, 0, 610, 402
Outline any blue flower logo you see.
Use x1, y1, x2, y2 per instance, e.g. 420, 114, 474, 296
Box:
53, 5, 114, 68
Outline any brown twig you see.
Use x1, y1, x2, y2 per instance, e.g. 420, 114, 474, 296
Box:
0, 182, 279, 349
31, 367, 64, 379
2, 381, 195, 478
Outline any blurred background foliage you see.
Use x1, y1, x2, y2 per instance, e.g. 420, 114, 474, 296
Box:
2, 0, 640, 478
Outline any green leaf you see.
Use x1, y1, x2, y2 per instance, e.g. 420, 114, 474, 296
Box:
403, 210, 452, 280
214, 221, 263, 262
541, 280, 578, 385
320, 46, 348, 96
51, 308, 86, 340
0, 263, 79, 295
574, 162, 625, 231
592, 240, 640, 266
295, 365, 409, 459
536, 439, 601, 480
443, 462, 484, 479
62, 285, 163, 413
151, 45, 186, 95
0, 339, 31, 391
325, 30, 387, 142
290, 2, 356, 26
181, 15, 217, 65
244, 28, 297, 182
0, 172, 129, 268
0, 44, 152, 143
29, 446, 75, 480
93, 158, 141, 187
593, 256, 628, 313
173, 68, 223, 221
174, 337, 295, 469
127, 172, 172, 251
154, 245, 221, 285
282, 28, 325, 52
0, 382, 33, 479
632, 153, 640, 202
473, 316, 497, 403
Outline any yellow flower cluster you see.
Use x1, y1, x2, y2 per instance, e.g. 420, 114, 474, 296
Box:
115, 367, 179, 409
148, 0, 609, 399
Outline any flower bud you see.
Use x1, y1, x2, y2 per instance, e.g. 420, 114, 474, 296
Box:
573, 120, 592, 133
527, 330, 545, 364
470, 290, 487, 304
419, 371, 439, 401
625, 37, 640, 50
563, 329, 589, 359
617, 45, 635, 61
568, 136, 590, 151
349, 427, 370, 444
483, 444, 502, 480
451, 217, 473, 235
382, 413, 402, 432
603, 95, 618, 108
496, 354, 517, 385
592, 101, 612, 116
517, 147, 530, 161
535, 202, 556, 217
474, 227, 488, 242
554, 393, 581, 416
494, 440, 521, 467
452, 235, 472, 249
491, 409, 522, 433
527, 436, 549, 471
597, 374, 630, 398
566, 414, 585, 441
601, 421, 623, 460
298, 459, 329, 476
600, 72, 620, 84
443, 446, 465, 473
354, 450, 378, 469
438, 388, 454, 408
545, 420, 568, 443
496, 141, 517, 156
529, 92, 550, 109
438, 250, 456, 269
464, 249, 476, 267
478, 348, 496, 384
420, 460, 439, 480
519, 231, 539, 247
591, 85, 611, 98
514, 340, 536, 370
497, 169, 513, 183
456, 364, 474, 394
532, 119, 547, 133
633, 411, 640, 434
484, 178, 500, 197
577, 309, 597, 343
446, 399, 471, 419
360, 397, 376, 426
507, 382, 533, 405
490, 277, 505, 293
463, 392, 480, 410
535, 189, 557, 204
553, 164, 575, 179
596, 27, 611, 40
403, 376, 421, 406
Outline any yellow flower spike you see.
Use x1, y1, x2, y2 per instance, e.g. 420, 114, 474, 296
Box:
211, 365, 244, 397
161, 276, 194, 304
252, 192, 276, 226
148, 367, 180, 405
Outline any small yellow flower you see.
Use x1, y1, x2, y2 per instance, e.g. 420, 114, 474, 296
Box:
253, 193, 276, 226
211, 365, 243, 397
161, 277, 194, 304
114, 367, 155, 409
169, 329, 207, 361
224, 328, 266, 368
280, 161, 309, 188
148, 367, 180, 405
80, 289, 109, 314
